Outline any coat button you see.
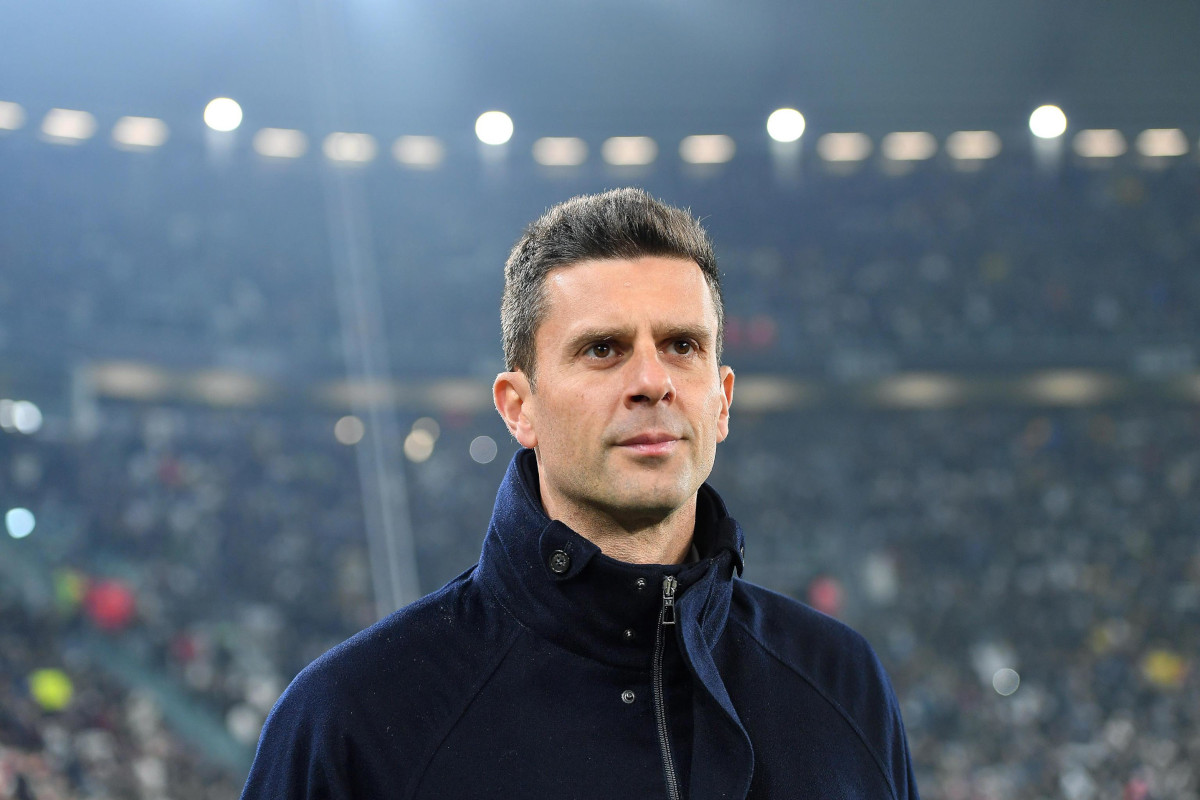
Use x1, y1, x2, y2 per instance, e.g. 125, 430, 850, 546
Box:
621, 690, 636, 704
548, 550, 571, 574
622, 628, 636, 643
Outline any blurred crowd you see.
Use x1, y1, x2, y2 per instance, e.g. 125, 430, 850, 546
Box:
1, 576, 240, 800
2, 143, 1198, 378
3, 399, 1198, 799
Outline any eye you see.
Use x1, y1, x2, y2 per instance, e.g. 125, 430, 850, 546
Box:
671, 339, 695, 355
585, 342, 614, 358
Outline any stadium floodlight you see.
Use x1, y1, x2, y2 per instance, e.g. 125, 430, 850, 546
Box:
323, 132, 377, 164
945, 131, 1002, 161
766, 108, 806, 143
680, 135, 736, 165
253, 128, 308, 159
601, 136, 657, 166
204, 98, 243, 132
1135, 128, 1188, 158
393, 136, 445, 168
1028, 105, 1067, 139
112, 116, 169, 150
881, 132, 937, 161
41, 108, 97, 144
475, 111, 513, 145
1072, 129, 1126, 158
0, 100, 26, 130
532, 137, 588, 167
816, 132, 872, 162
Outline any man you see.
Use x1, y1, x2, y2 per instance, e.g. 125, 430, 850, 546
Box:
243, 188, 920, 799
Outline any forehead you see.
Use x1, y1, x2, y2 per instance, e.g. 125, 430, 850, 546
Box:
540, 256, 717, 332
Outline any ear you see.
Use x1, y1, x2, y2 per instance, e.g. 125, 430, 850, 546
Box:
494, 371, 538, 449
715, 365, 735, 442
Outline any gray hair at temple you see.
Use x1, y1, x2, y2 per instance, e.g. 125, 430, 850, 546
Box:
501, 187, 724, 388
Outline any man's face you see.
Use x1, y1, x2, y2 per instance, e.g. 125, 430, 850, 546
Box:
497, 256, 734, 529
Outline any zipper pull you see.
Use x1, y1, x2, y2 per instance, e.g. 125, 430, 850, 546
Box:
661, 576, 677, 626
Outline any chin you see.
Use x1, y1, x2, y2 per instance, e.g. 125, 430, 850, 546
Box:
616, 486, 693, 518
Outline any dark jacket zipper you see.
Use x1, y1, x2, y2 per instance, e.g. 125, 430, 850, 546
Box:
654, 575, 681, 800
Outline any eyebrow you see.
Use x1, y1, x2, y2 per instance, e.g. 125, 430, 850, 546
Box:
562, 324, 714, 355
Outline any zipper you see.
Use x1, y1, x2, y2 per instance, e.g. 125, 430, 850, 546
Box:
653, 575, 681, 800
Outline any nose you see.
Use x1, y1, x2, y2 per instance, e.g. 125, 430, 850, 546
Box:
625, 345, 674, 406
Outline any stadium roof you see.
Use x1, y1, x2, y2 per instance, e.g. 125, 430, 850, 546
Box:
5, 0, 1199, 141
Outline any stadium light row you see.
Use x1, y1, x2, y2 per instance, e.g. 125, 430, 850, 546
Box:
0, 98, 1194, 165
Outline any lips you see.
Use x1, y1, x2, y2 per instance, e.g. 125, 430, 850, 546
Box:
616, 432, 680, 456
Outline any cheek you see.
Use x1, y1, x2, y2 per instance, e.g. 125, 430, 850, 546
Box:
542, 391, 590, 440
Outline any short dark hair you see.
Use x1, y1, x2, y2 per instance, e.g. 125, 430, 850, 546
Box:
502, 188, 723, 385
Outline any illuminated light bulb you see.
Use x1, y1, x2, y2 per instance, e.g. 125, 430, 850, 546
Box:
475, 111, 513, 145
946, 131, 1002, 160
601, 136, 657, 166
679, 135, 736, 165
881, 132, 937, 161
1073, 129, 1126, 158
393, 135, 445, 168
1135, 128, 1188, 158
204, 98, 243, 132
253, 128, 308, 159
532, 137, 587, 166
766, 108, 806, 143
41, 108, 97, 144
323, 133, 377, 164
817, 132, 872, 162
0, 100, 26, 130
1029, 105, 1067, 139
112, 116, 169, 150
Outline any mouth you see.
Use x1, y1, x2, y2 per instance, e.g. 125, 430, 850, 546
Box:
615, 433, 680, 457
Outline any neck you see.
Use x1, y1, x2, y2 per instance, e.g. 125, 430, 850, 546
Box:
540, 489, 696, 565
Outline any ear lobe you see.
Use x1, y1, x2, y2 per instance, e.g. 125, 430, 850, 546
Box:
715, 365, 734, 442
493, 371, 538, 449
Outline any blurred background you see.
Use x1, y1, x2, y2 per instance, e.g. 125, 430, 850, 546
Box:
3, 1, 1200, 797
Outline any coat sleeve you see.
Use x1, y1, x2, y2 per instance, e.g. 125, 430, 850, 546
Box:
240, 673, 354, 800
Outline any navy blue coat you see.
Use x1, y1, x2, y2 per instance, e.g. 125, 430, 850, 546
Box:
243, 450, 920, 799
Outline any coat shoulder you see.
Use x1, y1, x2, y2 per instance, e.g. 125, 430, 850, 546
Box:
727, 580, 918, 799
730, 580, 883, 680
242, 568, 521, 799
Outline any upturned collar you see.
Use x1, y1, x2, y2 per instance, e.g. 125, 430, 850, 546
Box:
477, 449, 745, 670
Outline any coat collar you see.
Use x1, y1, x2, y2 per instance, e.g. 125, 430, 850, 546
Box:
477, 449, 745, 670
